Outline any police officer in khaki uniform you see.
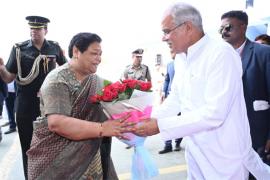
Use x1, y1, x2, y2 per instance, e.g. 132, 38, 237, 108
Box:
0, 16, 66, 179
122, 48, 151, 149
122, 48, 151, 82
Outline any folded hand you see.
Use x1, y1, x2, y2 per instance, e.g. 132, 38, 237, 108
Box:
102, 113, 135, 140
132, 118, 159, 137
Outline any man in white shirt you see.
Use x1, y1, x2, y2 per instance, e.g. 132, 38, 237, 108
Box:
132, 2, 270, 179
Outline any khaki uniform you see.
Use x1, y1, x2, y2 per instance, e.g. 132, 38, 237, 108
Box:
123, 64, 151, 81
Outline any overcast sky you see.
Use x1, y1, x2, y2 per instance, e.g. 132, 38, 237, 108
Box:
0, 0, 258, 81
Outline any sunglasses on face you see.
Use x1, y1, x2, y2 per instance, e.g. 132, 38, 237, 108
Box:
219, 24, 233, 34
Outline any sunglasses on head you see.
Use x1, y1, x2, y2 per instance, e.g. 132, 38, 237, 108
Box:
219, 24, 233, 34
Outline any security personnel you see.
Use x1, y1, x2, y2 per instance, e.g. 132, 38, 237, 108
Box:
122, 48, 151, 149
0, 15, 66, 179
122, 48, 151, 82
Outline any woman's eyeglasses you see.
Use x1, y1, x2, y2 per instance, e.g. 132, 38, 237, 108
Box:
219, 24, 233, 34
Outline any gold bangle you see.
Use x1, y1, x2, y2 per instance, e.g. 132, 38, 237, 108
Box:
99, 123, 103, 137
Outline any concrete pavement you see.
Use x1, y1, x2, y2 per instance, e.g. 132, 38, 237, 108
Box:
0, 110, 24, 180
112, 135, 187, 180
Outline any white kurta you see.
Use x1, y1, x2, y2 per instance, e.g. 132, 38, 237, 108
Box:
152, 35, 270, 180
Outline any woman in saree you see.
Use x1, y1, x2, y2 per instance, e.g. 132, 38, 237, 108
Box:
27, 32, 132, 180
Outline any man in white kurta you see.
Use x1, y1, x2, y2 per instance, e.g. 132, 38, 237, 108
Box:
154, 34, 270, 179
133, 2, 270, 180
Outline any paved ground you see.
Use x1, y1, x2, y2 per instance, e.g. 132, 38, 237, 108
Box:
0, 108, 24, 180
0, 106, 187, 180
112, 135, 187, 180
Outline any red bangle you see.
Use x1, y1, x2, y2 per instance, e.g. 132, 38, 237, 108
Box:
99, 123, 103, 137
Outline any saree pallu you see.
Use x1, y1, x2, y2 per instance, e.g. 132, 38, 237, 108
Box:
27, 75, 118, 180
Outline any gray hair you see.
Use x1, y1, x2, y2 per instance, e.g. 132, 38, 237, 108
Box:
165, 2, 203, 31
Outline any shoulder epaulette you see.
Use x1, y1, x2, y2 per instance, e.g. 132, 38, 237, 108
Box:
142, 64, 148, 68
14, 40, 29, 48
48, 40, 59, 46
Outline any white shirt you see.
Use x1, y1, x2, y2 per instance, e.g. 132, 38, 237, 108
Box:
236, 40, 246, 56
7, 81, 15, 93
152, 35, 270, 180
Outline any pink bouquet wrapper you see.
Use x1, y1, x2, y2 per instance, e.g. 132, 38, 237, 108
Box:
100, 90, 159, 179
100, 90, 154, 146
111, 106, 152, 146
112, 106, 152, 123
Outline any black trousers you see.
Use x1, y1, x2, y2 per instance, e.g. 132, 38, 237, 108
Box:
0, 92, 5, 116
16, 115, 36, 180
15, 92, 40, 179
5, 92, 16, 129
165, 138, 183, 147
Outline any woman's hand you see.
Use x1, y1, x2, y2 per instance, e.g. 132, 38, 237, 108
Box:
102, 114, 135, 139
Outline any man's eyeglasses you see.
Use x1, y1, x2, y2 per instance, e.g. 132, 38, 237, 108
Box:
163, 22, 186, 36
219, 24, 233, 34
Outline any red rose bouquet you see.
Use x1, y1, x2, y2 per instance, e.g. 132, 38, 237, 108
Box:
90, 79, 158, 180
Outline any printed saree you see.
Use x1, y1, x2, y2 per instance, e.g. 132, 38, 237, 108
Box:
27, 74, 118, 180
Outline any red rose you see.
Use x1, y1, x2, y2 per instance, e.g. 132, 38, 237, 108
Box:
110, 81, 127, 93
139, 82, 152, 91
89, 79, 152, 103
102, 86, 118, 101
117, 83, 127, 93
110, 82, 120, 90
123, 79, 137, 89
90, 94, 101, 103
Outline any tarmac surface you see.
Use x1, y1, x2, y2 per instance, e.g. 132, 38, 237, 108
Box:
0, 106, 187, 180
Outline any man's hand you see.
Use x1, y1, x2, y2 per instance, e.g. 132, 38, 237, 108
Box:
133, 118, 160, 137
0, 57, 6, 72
0, 57, 16, 83
265, 139, 270, 152
0, 57, 5, 66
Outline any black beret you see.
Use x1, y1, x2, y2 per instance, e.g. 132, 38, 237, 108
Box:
26, 16, 50, 28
